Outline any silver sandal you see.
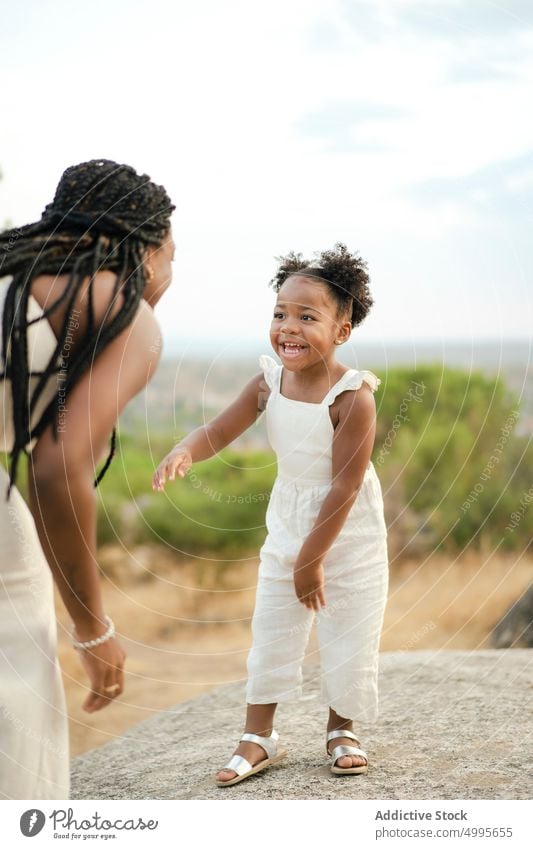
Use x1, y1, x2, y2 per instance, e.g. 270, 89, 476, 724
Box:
216, 729, 288, 787
327, 729, 368, 775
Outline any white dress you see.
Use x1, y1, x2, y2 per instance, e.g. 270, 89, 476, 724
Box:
0, 275, 70, 799
245, 355, 389, 722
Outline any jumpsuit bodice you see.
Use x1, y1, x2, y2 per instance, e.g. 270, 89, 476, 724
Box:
259, 354, 381, 487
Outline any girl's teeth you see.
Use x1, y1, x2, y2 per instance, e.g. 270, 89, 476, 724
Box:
282, 343, 305, 357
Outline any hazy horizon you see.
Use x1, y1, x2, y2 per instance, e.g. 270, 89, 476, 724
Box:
160, 335, 532, 364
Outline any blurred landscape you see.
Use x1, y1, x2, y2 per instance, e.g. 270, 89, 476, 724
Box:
53, 340, 533, 755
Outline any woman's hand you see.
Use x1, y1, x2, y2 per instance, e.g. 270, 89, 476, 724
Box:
152, 445, 192, 491
77, 637, 126, 713
293, 560, 326, 611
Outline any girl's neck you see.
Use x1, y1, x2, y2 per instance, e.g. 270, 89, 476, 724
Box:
281, 354, 349, 403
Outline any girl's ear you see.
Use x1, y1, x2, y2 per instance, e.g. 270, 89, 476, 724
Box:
335, 318, 352, 346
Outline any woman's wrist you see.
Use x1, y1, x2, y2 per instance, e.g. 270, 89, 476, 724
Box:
72, 615, 115, 650
71, 612, 109, 642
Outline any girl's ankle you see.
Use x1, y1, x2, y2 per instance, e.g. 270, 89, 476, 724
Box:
245, 726, 274, 737
327, 720, 353, 733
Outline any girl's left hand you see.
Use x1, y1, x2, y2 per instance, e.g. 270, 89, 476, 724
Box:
293, 560, 326, 611
152, 444, 192, 491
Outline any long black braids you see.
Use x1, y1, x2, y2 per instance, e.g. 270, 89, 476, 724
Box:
0, 159, 175, 497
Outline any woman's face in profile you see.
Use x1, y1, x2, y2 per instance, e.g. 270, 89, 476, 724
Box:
144, 228, 175, 306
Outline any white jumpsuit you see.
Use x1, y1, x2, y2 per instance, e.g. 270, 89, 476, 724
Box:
246, 355, 389, 722
0, 275, 70, 799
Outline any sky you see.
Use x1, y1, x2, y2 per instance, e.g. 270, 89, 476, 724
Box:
0, 0, 532, 352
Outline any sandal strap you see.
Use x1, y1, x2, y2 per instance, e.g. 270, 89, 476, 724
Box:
240, 729, 279, 760
327, 729, 358, 744
329, 744, 368, 766
222, 754, 253, 777
326, 729, 359, 754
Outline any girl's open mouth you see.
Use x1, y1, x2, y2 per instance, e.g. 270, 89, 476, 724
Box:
280, 342, 307, 358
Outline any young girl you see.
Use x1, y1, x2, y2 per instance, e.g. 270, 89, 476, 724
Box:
153, 243, 388, 785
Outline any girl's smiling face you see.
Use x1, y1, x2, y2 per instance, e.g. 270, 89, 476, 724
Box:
270, 275, 351, 370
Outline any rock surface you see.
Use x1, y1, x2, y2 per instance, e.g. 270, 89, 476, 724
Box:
71, 650, 532, 800
491, 584, 533, 648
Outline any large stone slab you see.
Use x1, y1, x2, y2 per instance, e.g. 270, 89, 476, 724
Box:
71, 650, 532, 800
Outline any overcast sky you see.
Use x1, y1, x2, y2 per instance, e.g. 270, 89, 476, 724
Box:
1, 0, 532, 352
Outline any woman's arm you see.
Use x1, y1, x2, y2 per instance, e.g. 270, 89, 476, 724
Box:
293, 384, 377, 610
29, 300, 161, 710
152, 372, 268, 490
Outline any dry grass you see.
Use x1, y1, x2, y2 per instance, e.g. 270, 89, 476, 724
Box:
382, 548, 531, 651
56, 547, 532, 756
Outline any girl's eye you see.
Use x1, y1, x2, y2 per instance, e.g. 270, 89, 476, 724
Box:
301, 314, 314, 321
273, 312, 284, 320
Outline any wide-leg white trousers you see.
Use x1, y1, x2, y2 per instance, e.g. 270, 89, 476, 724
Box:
246, 471, 389, 722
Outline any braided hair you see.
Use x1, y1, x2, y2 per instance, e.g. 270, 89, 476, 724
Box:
270, 242, 373, 327
0, 159, 175, 497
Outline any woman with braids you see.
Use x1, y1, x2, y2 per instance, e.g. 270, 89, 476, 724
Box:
154, 243, 389, 786
0, 159, 175, 799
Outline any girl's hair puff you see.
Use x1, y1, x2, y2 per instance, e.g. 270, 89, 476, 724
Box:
269, 242, 373, 328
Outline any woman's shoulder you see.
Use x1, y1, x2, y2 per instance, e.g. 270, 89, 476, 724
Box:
109, 297, 162, 380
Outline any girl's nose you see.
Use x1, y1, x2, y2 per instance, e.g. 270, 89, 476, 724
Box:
281, 315, 300, 335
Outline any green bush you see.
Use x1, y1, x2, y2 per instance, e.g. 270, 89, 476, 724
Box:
373, 366, 530, 553
96, 444, 276, 557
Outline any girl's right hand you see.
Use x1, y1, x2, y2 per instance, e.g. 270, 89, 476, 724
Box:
152, 445, 192, 491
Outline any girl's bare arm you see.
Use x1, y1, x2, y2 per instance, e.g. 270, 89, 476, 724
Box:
152, 372, 268, 489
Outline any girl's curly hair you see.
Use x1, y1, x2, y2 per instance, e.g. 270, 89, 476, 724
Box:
269, 242, 373, 328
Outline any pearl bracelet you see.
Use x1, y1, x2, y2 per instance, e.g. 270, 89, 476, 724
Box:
72, 615, 115, 650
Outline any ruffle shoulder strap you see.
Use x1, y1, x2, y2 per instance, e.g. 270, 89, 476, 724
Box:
325, 369, 381, 405
259, 354, 281, 391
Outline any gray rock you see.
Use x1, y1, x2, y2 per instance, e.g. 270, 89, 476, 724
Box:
71, 650, 533, 800
491, 585, 533, 648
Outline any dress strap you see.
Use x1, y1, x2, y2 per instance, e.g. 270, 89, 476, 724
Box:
323, 369, 381, 405
259, 354, 281, 392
